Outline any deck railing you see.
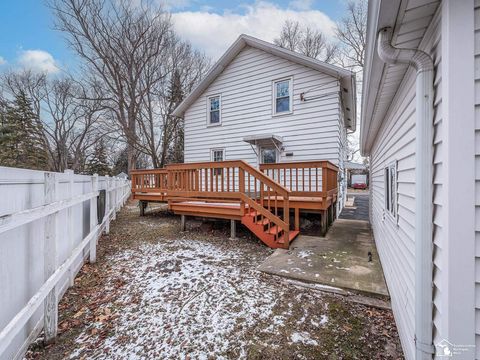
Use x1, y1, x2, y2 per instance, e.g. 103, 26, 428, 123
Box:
259, 161, 339, 198
165, 160, 291, 243
131, 168, 168, 196
130, 160, 339, 246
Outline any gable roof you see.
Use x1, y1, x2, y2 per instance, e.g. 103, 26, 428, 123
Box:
172, 34, 357, 131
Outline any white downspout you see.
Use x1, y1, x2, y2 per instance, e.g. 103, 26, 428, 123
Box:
377, 27, 435, 359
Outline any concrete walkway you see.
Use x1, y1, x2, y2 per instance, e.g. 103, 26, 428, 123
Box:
340, 192, 369, 221
258, 192, 388, 297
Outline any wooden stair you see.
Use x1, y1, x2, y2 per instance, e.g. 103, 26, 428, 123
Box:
241, 209, 299, 249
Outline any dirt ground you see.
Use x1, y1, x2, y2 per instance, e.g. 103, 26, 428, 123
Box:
25, 200, 403, 360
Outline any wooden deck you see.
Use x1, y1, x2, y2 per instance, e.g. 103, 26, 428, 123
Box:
131, 160, 339, 249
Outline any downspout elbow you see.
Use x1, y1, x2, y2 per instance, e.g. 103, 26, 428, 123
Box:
377, 27, 434, 73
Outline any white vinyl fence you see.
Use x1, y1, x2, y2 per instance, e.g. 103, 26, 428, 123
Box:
0, 167, 130, 360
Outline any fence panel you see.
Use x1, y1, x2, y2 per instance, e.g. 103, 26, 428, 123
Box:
0, 167, 130, 360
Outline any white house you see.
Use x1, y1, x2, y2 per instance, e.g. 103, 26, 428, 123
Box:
172, 34, 356, 211
361, 0, 476, 358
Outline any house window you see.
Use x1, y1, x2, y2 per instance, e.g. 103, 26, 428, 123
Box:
260, 147, 277, 164
211, 148, 224, 175
273, 78, 292, 114
208, 95, 221, 125
384, 162, 397, 218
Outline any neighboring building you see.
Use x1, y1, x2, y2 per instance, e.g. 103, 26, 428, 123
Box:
344, 161, 368, 188
173, 34, 356, 212
361, 1, 475, 359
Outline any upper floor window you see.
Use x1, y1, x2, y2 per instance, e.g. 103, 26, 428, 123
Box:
208, 95, 221, 125
385, 162, 397, 219
273, 78, 292, 115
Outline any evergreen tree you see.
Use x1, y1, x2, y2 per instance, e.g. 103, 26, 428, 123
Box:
0, 91, 49, 170
86, 138, 111, 175
164, 69, 185, 165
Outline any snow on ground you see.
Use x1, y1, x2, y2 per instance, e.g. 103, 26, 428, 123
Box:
69, 238, 329, 359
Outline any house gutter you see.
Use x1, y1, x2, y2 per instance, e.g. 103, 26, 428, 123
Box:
377, 27, 435, 359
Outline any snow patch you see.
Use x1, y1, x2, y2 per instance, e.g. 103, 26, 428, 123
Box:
290, 332, 319, 346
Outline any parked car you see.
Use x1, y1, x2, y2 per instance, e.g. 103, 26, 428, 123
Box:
351, 174, 367, 189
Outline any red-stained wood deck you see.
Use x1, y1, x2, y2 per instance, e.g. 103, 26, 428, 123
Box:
130, 160, 339, 249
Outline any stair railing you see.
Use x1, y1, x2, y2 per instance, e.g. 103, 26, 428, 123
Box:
238, 161, 290, 245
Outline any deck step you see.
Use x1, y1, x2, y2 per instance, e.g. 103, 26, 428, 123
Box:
256, 218, 271, 226
277, 230, 300, 244
267, 225, 283, 235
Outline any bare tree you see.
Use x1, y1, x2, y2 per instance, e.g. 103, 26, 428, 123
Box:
49, 0, 176, 173
136, 40, 209, 168
1, 70, 104, 172
335, 0, 367, 70
274, 20, 338, 63
43, 78, 104, 172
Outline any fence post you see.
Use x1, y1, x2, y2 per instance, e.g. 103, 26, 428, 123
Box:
105, 175, 110, 234
112, 177, 117, 221
64, 169, 75, 287
89, 174, 98, 263
44, 172, 58, 344
116, 177, 121, 210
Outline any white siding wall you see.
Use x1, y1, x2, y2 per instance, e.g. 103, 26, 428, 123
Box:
338, 109, 348, 212
368, 14, 442, 360
474, 0, 480, 356
183, 46, 345, 168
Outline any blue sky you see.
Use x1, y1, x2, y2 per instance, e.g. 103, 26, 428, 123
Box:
0, 0, 346, 73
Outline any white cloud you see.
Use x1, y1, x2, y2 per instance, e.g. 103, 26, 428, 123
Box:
171, 1, 336, 59
0, 56, 6, 66
17, 50, 59, 74
288, 0, 314, 11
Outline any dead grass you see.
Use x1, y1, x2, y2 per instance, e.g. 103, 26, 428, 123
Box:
25, 200, 403, 360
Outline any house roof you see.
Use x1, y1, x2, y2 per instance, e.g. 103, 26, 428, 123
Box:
360, 0, 440, 155
173, 34, 357, 131
345, 161, 367, 170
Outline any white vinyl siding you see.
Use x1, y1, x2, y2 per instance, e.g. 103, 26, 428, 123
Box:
368, 11, 442, 360
474, 0, 480, 356
183, 46, 344, 168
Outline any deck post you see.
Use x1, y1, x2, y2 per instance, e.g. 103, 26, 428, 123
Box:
139, 200, 146, 216
294, 207, 300, 231
320, 210, 327, 236
230, 219, 238, 240
181, 214, 186, 231
328, 204, 333, 226
44, 172, 58, 344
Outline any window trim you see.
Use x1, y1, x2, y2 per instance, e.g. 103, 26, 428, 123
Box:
211, 148, 225, 176
211, 148, 225, 162
384, 161, 398, 221
207, 94, 222, 126
272, 77, 293, 116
